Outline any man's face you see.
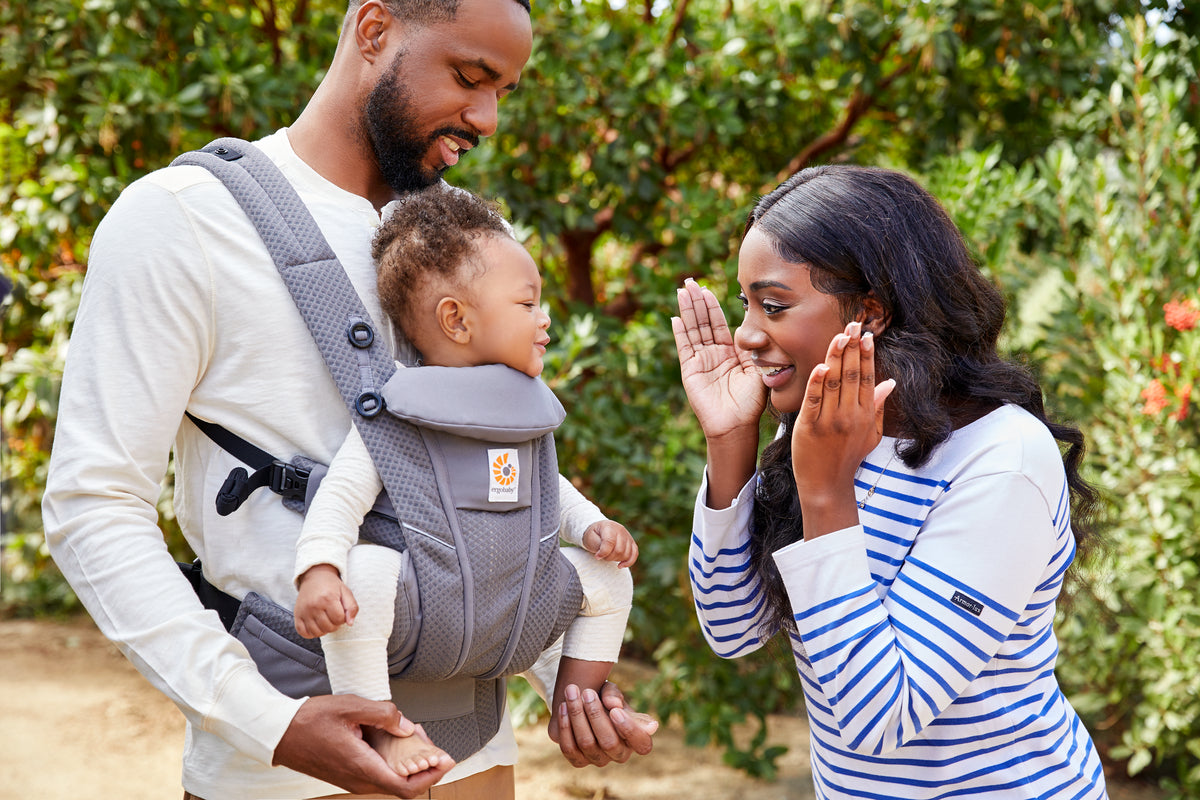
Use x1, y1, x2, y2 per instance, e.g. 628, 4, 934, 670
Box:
363, 0, 533, 194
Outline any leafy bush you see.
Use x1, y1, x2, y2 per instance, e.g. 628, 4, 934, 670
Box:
1, 0, 344, 609
1028, 20, 1200, 796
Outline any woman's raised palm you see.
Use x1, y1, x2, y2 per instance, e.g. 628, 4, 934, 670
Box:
673, 279, 766, 439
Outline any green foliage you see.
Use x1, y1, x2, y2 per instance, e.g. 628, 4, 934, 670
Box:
1, 0, 345, 607
929, 16, 1200, 797
463, 0, 1156, 312
4, 0, 1200, 791
1020, 19, 1200, 796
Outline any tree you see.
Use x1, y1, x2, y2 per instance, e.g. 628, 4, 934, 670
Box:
463, 0, 1163, 315
1, 0, 345, 608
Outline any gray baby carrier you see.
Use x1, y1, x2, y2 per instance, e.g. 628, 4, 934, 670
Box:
171, 139, 583, 761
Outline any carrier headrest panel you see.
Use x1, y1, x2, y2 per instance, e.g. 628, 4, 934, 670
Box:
380, 364, 566, 442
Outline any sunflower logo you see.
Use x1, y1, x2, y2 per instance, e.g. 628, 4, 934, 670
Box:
492, 452, 517, 486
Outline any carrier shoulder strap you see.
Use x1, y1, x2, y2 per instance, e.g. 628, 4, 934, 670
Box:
172, 139, 401, 432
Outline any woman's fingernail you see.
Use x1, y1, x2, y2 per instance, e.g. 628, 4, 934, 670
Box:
565, 684, 579, 701
583, 688, 599, 703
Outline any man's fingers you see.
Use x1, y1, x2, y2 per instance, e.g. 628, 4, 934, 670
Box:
580, 688, 630, 763
555, 700, 594, 767
560, 684, 634, 767
608, 707, 658, 756
274, 695, 438, 797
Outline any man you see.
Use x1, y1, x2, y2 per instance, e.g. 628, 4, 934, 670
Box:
41, 1, 656, 798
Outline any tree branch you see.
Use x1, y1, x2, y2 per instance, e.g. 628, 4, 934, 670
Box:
665, 0, 692, 50
560, 207, 615, 306
775, 56, 911, 183
249, 0, 283, 66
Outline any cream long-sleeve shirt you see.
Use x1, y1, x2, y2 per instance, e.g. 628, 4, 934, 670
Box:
41, 129, 619, 799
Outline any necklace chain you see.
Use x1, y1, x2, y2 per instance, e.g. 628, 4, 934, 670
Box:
856, 451, 897, 509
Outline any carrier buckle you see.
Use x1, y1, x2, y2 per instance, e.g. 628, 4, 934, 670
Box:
268, 461, 310, 501
214, 461, 310, 516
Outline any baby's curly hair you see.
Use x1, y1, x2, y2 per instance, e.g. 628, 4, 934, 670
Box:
373, 185, 512, 342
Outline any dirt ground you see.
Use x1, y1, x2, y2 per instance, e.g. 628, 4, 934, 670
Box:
0, 616, 1167, 800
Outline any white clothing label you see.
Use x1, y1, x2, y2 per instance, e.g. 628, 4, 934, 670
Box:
488, 448, 519, 502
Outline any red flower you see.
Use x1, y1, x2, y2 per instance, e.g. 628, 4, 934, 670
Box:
1163, 297, 1200, 331
1141, 379, 1169, 415
1172, 383, 1193, 422
1151, 354, 1182, 376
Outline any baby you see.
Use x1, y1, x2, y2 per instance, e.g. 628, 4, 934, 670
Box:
292, 185, 637, 776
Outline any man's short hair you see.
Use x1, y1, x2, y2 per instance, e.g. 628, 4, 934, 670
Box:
347, 0, 530, 25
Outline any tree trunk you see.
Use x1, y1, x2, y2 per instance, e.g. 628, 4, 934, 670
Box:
561, 229, 598, 306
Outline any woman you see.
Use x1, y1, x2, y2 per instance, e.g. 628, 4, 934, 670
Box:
672, 165, 1107, 799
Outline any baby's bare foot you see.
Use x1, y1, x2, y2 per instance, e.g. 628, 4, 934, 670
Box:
364, 726, 449, 777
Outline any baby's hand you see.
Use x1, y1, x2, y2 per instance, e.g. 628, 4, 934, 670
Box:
581, 520, 638, 568
294, 564, 359, 639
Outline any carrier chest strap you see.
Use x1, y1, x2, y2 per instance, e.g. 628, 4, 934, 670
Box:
184, 412, 311, 516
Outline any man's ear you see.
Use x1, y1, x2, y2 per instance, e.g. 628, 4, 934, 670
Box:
857, 292, 891, 337
354, 0, 393, 63
435, 297, 472, 344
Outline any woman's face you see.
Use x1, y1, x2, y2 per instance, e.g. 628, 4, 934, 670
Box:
733, 226, 848, 414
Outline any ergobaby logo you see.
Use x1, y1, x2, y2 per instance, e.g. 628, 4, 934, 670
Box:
488, 448, 519, 502
951, 591, 984, 617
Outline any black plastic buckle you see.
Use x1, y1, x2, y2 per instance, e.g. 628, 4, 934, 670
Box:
268, 460, 310, 501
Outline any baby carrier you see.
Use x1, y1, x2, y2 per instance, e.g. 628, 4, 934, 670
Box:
171, 139, 583, 761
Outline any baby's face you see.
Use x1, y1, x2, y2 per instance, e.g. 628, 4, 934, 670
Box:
465, 236, 550, 378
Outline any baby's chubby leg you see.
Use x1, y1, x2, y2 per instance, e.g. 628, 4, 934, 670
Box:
322, 544, 451, 775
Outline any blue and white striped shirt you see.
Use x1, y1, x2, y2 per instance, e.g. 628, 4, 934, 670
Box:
690, 405, 1107, 799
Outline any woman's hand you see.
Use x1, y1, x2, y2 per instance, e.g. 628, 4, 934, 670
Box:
792, 321, 896, 539
672, 278, 766, 441
673, 278, 768, 507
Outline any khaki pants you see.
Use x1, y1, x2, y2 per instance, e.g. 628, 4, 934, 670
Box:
183, 764, 516, 800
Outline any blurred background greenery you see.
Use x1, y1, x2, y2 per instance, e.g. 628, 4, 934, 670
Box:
3, 0, 1198, 795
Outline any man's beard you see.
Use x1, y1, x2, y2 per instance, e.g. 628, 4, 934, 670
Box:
364, 50, 477, 194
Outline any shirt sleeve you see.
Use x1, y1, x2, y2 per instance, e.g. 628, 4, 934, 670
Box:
772, 470, 1058, 756
688, 470, 775, 659
557, 474, 607, 547
293, 426, 382, 585
41, 176, 302, 765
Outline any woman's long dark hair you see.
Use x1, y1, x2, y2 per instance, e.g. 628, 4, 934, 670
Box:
745, 165, 1100, 636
